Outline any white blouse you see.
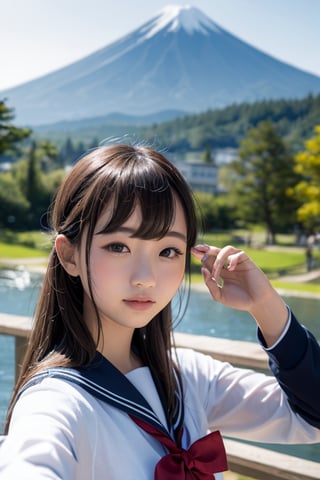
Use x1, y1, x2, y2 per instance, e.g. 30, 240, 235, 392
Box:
0, 347, 319, 479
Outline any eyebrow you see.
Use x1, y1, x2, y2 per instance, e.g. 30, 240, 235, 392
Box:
98, 226, 187, 242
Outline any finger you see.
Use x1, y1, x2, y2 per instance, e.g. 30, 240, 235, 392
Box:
202, 267, 223, 299
200, 246, 222, 272
213, 246, 241, 279
192, 245, 221, 273
191, 244, 210, 261
226, 250, 245, 271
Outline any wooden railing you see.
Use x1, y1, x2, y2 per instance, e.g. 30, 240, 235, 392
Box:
0, 313, 319, 479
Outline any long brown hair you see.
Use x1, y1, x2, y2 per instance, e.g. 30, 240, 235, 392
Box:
5, 144, 198, 432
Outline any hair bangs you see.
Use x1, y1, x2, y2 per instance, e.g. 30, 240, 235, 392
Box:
96, 153, 177, 240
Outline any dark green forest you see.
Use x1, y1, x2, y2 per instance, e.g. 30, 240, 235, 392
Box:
32, 93, 320, 156
140, 94, 320, 153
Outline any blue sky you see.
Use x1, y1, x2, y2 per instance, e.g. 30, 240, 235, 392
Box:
1, 0, 319, 91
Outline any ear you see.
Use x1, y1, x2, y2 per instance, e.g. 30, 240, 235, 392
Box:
55, 234, 80, 277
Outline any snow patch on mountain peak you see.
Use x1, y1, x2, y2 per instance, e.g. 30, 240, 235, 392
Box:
142, 5, 222, 39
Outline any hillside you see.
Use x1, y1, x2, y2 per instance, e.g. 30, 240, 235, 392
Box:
140, 94, 320, 152
33, 94, 320, 153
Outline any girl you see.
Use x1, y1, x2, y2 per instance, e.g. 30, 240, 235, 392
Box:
0, 144, 319, 479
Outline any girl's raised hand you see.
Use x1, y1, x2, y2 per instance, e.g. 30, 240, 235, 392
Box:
191, 244, 275, 313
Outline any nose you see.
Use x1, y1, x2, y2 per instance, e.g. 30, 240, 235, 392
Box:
131, 256, 156, 288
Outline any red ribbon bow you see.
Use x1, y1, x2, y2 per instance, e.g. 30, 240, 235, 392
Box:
131, 416, 228, 479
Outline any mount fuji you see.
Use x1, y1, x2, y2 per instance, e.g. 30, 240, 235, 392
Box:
2, 5, 320, 126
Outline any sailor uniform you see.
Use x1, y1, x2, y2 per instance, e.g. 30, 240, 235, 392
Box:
0, 312, 319, 479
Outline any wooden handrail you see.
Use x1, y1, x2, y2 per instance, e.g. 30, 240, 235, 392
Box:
0, 313, 319, 479
0, 313, 31, 380
224, 439, 319, 480
174, 331, 269, 370
0, 313, 269, 374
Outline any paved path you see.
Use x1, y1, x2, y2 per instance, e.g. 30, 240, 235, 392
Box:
277, 269, 320, 283
0, 257, 47, 273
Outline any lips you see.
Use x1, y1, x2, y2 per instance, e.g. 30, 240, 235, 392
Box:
123, 296, 156, 311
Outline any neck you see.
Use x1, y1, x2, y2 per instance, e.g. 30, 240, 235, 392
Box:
91, 320, 143, 373
83, 296, 144, 373
98, 339, 143, 374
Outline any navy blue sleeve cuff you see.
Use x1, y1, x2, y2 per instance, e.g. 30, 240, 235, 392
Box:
257, 311, 308, 370
258, 310, 320, 428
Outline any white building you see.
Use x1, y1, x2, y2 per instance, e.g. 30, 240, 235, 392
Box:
173, 161, 218, 194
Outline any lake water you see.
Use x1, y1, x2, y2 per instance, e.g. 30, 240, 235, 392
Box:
0, 270, 319, 462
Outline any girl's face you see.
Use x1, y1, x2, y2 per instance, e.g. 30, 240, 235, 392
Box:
75, 198, 188, 338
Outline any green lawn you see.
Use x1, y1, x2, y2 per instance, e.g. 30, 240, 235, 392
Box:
236, 248, 305, 275
191, 247, 306, 276
0, 242, 48, 259
0, 230, 51, 259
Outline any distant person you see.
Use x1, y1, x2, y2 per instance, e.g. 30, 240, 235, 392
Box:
306, 234, 315, 271
306, 244, 314, 271
0, 144, 319, 479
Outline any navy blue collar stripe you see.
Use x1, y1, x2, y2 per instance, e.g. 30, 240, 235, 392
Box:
47, 368, 161, 419
173, 392, 183, 432
19, 369, 166, 432
17, 352, 184, 440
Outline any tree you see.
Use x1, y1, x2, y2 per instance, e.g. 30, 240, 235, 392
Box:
25, 142, 43, 207
0, 133, 63, 230
194, 192, 236, 231
0, 173, 29, 229
229, 121, 299, 244
4, 149, 65, 230
38, 140, 58, 172
290, 125, 320, 230
0, 99, 31, 155
202, 146, 215, 164
11, 141, 49, 229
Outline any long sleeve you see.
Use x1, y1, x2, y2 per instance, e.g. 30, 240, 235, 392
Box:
0, 380, 97, 479
259, 310, 320, 428
176, 334, 320, 444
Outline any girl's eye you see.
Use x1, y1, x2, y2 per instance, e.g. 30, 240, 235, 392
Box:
106, 243, 129, 253
160, 247, 183, 259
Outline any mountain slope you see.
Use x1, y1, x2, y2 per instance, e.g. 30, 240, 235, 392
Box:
2, 5, 320, 126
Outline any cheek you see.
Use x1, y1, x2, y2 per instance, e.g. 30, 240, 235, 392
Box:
161, 261, 185, 288
90, 254, 124, 284
176, 262, 186, 280
166, 268, 185, 302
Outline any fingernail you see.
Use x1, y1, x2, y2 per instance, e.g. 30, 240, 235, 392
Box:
194, 244, 209, 251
